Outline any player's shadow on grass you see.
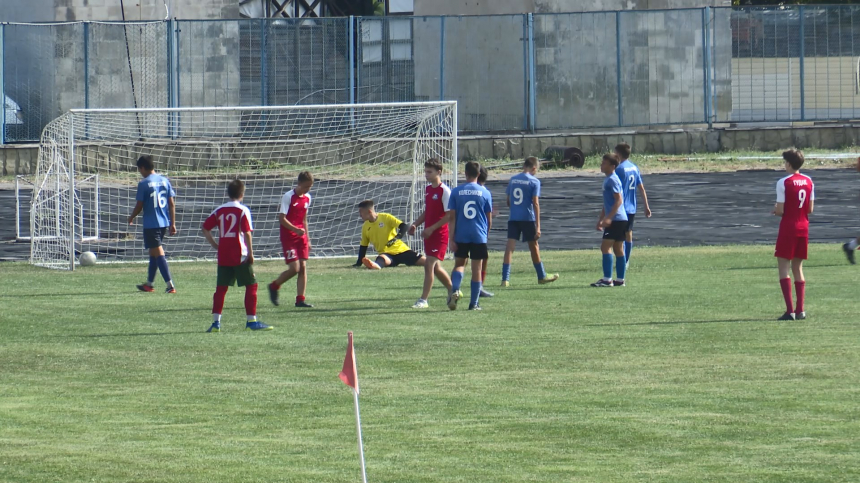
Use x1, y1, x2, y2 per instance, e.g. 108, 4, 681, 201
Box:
586, 317, 764, 327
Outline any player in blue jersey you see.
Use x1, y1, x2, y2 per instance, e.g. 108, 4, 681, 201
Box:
427, 161, 493, 311
591, 153, 629, 287
127, 155, 177, 293
614, 143, 652, 270
501, 157, 559, 287
476, 166, 494, 298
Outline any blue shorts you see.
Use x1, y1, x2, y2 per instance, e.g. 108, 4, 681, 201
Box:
143, 227, 167, 249
507, 220, 537, 242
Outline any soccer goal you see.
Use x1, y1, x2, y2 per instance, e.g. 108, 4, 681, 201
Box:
31, 102, 457, 269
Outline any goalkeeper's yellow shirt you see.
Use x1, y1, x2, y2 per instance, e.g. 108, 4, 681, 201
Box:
361, 212, 410, 255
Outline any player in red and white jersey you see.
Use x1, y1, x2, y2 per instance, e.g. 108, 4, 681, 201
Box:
201, 179, 270, 332
269, 171, 314, 308
773, 149, 814, 321
407, 158, 454, 309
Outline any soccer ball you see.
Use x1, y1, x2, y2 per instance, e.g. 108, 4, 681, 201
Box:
79, 251, 97, 266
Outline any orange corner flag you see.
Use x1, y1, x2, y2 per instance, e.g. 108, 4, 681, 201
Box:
338, 331, 359, 394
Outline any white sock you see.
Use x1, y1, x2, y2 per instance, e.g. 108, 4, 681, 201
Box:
213, 313, 221, 323
848, 239, 858, 250
247, 315, 257, 322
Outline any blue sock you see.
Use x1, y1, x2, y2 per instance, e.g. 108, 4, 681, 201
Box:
470, 281, 481, 307
534, 262, 546, 280
624, 241, 633, 264
602, 253, 613, 280
616, 255, 626, 280
147, 256, 157, 284
502, 263, 511, 282
156, 255, 173, 286
451, 270, 463, 292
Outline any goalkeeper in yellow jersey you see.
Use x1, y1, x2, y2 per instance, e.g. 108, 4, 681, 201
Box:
353, 199, 452, 288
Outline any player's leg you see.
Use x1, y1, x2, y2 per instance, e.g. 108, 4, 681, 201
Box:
137, 229, 161, 292
624, 214, 635, 268
448, 247, 469, 310
501, 222, 518, 286
792, 237, 808, 320
468, 255, 485, 310
209, 266, 234, 332
479, 257, 494, 297
591, 237, 616, 287
528, 239, 559, 285
414, 256, 437, 308
151, 229, 175, 293
612, 240, 626, 286
362, 254, 384, 270
239, 262, 271, 329
776, 257, 795, 320
843, 236, 858, 264
295, 259, 313, 308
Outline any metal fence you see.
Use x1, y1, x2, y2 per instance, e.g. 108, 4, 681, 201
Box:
5, 6, 860, 144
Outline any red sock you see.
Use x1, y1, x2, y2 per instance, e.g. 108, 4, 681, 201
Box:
794, 281, 805, 313
213, 285, 228, 315
296, 295, 305, 304
481, 271, 486, 282
779, 278, 793, 314
270, 281, 281, 291
244, 283, 258, 317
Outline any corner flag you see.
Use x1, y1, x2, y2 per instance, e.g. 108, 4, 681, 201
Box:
339, 331, 359, 393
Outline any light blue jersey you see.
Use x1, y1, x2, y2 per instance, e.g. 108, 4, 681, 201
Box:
448, 181, 493, 244
603, 173, 628, 222
506, 172, 540, 222
615, 160, 642, 215
135, 173, 175, 229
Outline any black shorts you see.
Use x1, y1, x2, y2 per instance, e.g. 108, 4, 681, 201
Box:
454, 242, 489, 261
626, 214, 635, 232
379, 250, 422, 267
217, 262, 257, 287
602, 220, 630, 242
143, 227, 167, 249
507, 220, 537, 242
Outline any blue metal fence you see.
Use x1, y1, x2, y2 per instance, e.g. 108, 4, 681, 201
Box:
4, 6, 860, 144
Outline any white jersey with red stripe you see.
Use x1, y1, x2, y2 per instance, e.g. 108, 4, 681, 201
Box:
776, 172, 814, 238
202, 201, 253, 266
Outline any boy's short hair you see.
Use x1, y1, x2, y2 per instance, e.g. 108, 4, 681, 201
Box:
783, 149, 805, 170
465, 161, 480, 179
357, 199, 374, 209
425, 158, 444, 172
602, 153, 620, 167
614, 143, 631, 160
136, 155, 155, 171
524, 156, 540, 169
298, 171, 314, 184
227, 179, 245, 200
477, 166, 489, 184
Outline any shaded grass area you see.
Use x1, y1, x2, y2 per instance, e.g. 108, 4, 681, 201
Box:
1, 245, 859, 482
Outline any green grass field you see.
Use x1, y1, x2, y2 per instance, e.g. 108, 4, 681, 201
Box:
2, 245, 860, 482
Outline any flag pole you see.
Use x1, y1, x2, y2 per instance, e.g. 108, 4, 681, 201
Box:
353, 388, 368, 483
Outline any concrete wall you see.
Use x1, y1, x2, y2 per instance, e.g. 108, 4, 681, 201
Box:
414, 0, 730, 15
54, 0, 239, 21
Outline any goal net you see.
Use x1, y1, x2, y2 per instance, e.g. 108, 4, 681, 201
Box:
31, 102, 457, 269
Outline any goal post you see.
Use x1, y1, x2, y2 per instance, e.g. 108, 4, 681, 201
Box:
31, 102, 458, 269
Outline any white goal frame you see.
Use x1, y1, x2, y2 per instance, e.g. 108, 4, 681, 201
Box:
31, 102, 458, 270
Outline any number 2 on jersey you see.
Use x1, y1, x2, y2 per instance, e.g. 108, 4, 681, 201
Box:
218, 213, 238, 237
628, 174, 636, 190
512, 187, 524, 205
797, 189, 807, 209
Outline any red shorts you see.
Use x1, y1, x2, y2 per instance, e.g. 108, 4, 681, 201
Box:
281, 235, 309, 263
424, 229, 448, 260
775, 234, 808, 260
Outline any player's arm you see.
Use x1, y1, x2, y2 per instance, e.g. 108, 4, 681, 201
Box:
637, 183, 652, 217
303, 214, 310, 249
774, 179, 785, 217
279, 214, 305, 236
423, 211, 452, 238
448, 209, 457, 251
387, 223, 408, 247
167, 196, 177, 235
596, 206, 606, 231
533, 196, 541, 239
602, 193, 622, 228
408, 211, 426, 236
201, 226, 218, 250
128, 201, 144, 224
243, 230, 254, 265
